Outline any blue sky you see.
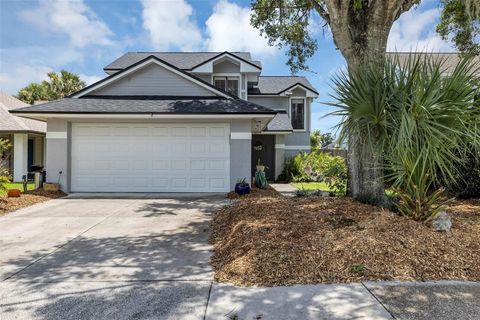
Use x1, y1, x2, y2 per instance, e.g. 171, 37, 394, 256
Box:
0, 0, 453, 133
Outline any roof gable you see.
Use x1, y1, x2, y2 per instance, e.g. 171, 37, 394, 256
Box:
72, 56, 236, 99
104, 52, 262, 72
190, 52, 262, 73
249, 76, 318, 96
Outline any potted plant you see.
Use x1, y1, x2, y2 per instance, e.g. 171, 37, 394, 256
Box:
256, 158, 265, 172
234, 178, 250, 195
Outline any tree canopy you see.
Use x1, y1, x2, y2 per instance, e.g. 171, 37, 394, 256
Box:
251, 0, 479, 73
437, 0, 480, 55
17, 70, 86, 104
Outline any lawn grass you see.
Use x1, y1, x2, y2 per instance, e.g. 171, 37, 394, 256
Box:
293, 182, 398, 198
1, 182, 35, 196
293, 182, 333, 192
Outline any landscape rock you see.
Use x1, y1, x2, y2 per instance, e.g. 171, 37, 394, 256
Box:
432, 211, 452, 232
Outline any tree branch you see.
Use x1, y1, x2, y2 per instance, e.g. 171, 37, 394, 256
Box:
310, 0, 330, 24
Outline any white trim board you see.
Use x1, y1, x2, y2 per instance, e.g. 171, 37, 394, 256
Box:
46, 131, 67, 139
289, 96, 307, 132
72, 58, 232, 99
284, 145, 311, 150
230, 132, 252, 140
15, 113, 275, 121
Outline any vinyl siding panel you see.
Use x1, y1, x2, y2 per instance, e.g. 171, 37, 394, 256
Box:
248, 96, 289, 111
213, 60, 240, 73
90, 64, 215, 96
191, 73, 212, 83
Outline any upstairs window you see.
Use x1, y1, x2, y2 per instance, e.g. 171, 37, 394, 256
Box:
290, 98, 306, 130
213, 76, 239, 97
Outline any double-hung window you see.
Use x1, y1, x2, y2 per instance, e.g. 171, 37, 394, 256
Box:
290, 98, 306, 130
213, 76, 239, 97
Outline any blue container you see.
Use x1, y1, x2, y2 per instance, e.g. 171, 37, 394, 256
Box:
234, 183, 251, 195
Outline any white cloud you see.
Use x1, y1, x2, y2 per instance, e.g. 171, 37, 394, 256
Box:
78, 74, 103, 85
388, 8, 454, 52
141, 0, 202, 51
205, 0, 278, 56
20, 0, 113, 48
0, 65, 52, 95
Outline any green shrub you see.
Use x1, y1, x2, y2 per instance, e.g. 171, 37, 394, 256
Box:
280, 152, 347, 194
440, 146, 480, 199
330, 53, 480, 221
0, 138, 11, 194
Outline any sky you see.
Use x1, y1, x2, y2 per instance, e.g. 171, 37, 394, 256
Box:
0, 0, 454, 133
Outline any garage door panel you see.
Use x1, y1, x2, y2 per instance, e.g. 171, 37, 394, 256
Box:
71, 123, 230, 192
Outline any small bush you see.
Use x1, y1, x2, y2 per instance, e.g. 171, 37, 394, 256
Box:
351, 264, 365, 274
0, 139, 12, 194
280, 152, 347, 194
440, 147, 480, 199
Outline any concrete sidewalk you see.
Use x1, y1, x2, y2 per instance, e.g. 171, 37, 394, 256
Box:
270, 183, 298, 197
204, 281, 480, 320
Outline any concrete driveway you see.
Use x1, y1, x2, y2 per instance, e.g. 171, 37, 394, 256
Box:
1, 195, 479, 320
0, 194, 225, 320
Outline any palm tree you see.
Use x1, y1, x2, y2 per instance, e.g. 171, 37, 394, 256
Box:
17, 70, 86, 104
330, 54, 480, 221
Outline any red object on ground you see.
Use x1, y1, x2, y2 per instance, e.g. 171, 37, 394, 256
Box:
7, 189, 21, 198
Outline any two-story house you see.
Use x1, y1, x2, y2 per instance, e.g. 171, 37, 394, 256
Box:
11, 52, 318, 193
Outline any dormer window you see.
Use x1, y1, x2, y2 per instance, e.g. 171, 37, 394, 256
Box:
213, 76, 239, 97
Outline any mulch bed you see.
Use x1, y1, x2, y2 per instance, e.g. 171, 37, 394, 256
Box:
0, 189, 66, 216
211, 190, 480, 286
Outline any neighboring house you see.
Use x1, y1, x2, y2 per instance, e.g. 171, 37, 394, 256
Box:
0, 91, 46, 181
11, 52, 318, 193
387, 52, 480, 75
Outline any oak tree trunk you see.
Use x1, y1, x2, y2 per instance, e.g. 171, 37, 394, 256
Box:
322, 1, 405, 204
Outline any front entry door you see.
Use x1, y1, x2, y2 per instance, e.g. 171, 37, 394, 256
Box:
252, 135, 275, 181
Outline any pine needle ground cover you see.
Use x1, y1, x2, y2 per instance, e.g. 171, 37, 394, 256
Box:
211, 191, 480, 286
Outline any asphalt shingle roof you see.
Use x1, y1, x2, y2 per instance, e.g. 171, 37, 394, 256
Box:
249, 76, 318, 95
265, 113, 293, 132
104, 52, 262, 71
386, 52, 480, 75
0, 91, 46, 133
10, 97, 277, 115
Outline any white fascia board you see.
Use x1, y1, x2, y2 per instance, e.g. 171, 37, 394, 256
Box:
14, 113, 276, 120
258, 131, 292, 135
281, 84, 319, 98
72, 58, 231, 99
191, 53, 261, 73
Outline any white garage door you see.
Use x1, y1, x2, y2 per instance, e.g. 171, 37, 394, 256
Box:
71, 123, 230, 192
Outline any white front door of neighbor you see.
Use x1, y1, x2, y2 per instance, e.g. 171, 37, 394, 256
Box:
71, 123, 230, 192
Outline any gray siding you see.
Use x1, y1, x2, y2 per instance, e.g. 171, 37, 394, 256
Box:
192, 73, 211, 83
274, 135, 285, 180
213, 60, 240, 73
291, 87, 306, 96
91, 64, 215, 96
248, 96, 289, 111
46, 119, 69, 192
230, 120, 251, 189
250, 95, 311, 152
285, 131, 310, 146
